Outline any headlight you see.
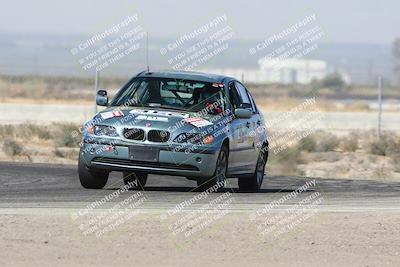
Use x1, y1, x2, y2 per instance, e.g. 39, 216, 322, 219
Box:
93, 125, 119, 137
174, 133, 202, 144
174, 133, 214, 145
85, 125, 94, 135
202, 135, 214, 145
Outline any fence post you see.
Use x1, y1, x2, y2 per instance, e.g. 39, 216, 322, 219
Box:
94, 70, 99, 115
377, 75, 382, 141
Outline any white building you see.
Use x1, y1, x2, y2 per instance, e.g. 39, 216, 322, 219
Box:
258, 58, 328, 84
200, 58, 332, 84
199, 68, 264, 83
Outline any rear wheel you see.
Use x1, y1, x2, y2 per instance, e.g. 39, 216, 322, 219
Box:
78, 156, 109, 189
238, 149, 267, 192
122, 171, 148, 190
196, 146, 228, 191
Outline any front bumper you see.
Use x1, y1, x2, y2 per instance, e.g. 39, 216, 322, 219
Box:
80, 142, 219, 178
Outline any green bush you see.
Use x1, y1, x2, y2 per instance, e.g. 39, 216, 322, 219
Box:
298, 135, 317, 152
320, 74, 345, 91
341, 133, 359, 152
277, 146, 301, 162
54, 147, 79, 160
316, 134, 339, 152
53, 123, 82, 148
273, 146, 301, 174
2, 139, 23, 156
54, 148, 64, 158
18, 124, 51, 140
391, 154, 400, 173
0, 125, 15, 138
368, 134, 399, 156
0, 124, 51, 140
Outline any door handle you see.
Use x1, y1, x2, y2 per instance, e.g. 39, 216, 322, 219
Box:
246, 122, 251, 128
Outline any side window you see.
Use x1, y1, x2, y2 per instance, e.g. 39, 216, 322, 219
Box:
234, 82, 251, 106
228, 82, 241, 110
247, 91, 258, 113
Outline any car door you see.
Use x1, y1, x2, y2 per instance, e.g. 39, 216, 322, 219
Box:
226, 81, 256, 175
235, 82, 260, 170
247, 89, 266, 162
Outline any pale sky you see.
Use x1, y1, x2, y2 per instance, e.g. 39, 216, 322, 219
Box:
1, 0, 399, 44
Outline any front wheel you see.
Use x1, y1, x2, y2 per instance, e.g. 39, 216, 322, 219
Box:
196, 146, 228, 191
78, 156, 109, 189
238, 149, 267, 192
122, 171, 148, 190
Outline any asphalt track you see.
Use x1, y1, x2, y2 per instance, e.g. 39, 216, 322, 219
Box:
1, 162, 400, 213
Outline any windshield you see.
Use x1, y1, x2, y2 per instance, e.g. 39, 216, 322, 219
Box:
110, 77, 226, 113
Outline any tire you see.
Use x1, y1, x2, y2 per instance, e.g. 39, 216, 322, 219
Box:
122, 171, 148, 190
78, 156, 109, 189
238, 148, 268, 192
196, 146, 228, 191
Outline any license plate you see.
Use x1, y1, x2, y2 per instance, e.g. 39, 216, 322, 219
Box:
128, 146, 159, 162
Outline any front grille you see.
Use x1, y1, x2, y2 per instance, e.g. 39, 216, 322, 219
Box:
92, 157, 199, 171
123, 128, 145, 140
148, 130, 170, 142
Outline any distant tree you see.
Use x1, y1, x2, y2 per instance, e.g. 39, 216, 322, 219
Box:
320, 74, 345, 91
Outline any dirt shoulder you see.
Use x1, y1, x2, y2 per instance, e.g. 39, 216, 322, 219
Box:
0, 212, 399, 266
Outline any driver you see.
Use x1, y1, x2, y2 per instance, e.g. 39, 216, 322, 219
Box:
193, 86, 223, 114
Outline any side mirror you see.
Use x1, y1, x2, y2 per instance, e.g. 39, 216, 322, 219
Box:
96, 90, 108, 106
234, 108, 252, 119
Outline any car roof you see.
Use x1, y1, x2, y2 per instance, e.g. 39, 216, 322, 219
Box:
135, 70, 235, 83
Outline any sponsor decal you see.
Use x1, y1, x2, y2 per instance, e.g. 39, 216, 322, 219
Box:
129, 109, 189, 118
183, 117, 213, 128
136, 115, 169, 122
100, 110, 124, 120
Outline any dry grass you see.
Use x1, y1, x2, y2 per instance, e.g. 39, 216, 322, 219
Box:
0, 123, 81, 145
268, 131, 400, 181
54, 147, 79, 160
257, 97, 376, 112
1, 123, 400, 181
0, 123, 82, 164
315, 133, 340, 152
339, 132, 359, 152
366, 133, 400, 156
297, 135, 317, 152
2, 139, 23, 157
391, 154, 400, 173
52, 123, 82, 148
247, 82, 400, 100
0, 74, 122, 103
1, 74, 399, 112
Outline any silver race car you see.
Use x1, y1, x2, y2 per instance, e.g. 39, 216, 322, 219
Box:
78, 71, 268, 192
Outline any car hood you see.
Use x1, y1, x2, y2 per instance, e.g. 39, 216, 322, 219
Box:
91, 106, 217, 133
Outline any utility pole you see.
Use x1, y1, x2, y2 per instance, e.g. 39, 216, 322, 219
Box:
94, 70, 99, 114
377, 75, 382, 141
